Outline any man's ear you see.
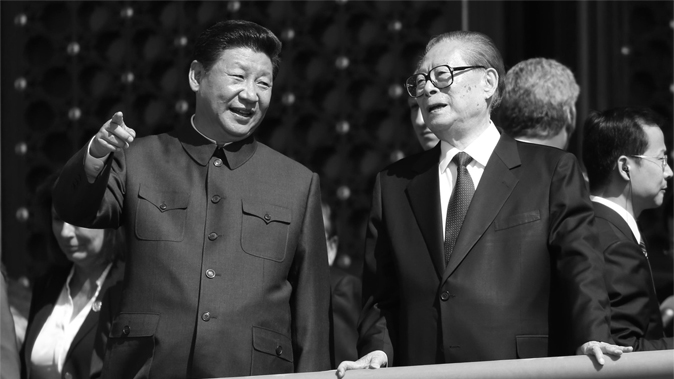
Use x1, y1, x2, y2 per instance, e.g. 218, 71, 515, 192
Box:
482, 67, 499, 100
617, 156, 631, 181
189, 60, 203, 92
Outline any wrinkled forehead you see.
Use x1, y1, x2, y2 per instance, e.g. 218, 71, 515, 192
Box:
419, 40, 468, 72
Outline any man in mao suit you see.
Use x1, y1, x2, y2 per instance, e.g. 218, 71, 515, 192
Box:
338, 31, 630, 376
52, 20, 330, 378
583, 107, 673, 350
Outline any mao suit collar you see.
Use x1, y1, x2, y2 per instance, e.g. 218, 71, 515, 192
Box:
442, 132, 521, 282
175, 121, 257, 170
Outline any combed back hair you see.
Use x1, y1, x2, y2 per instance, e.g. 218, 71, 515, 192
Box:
582, 107, 663, 193
192, 20, 282, 77
499, 58, 580, 139
423, 31, 506, 112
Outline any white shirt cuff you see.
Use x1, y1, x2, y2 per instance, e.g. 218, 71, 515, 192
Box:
84, 137, 109, 183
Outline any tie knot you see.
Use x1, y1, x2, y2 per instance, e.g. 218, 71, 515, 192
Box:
453, 152, 473, 167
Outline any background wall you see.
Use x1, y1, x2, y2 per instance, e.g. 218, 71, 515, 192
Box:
2, 1, 672, 303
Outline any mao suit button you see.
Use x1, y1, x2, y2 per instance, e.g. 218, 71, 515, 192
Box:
211, 195, 221, 203
264, 214, 271, 221
64, 373, 73, 379
122, 325, 130, 336
205, 269, 216, 279
202, 312, 211, 321
213, 159, 223, 167
440, 291, 451, 301
159, 203, 167, 211
208, 232, 218, 241
275, 345, 283, 356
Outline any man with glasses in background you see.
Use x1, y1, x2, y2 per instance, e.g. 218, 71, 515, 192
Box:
583, 107, 673, 351
338, 31, 630, 377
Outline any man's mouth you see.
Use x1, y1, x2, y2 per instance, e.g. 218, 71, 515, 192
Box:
428, 104, 446, 113
231, 108, 255, 117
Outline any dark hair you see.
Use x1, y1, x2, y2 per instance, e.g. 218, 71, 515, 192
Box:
192, 20, 282, 77
34, 173, 125, 265
499, 58, 580, 140
423, 31, 505, 112
582, 107, 663, 193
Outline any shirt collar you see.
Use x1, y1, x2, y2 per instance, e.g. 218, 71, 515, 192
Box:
439, 120, 500, 172
65, 262, 113, 300
177, 114, 257, 169
590, 196, 641, 242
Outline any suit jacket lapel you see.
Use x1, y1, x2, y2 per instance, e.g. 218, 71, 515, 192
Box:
67, 262, 124, 357
443, 134, 521, 281
406, 145, 444, 278
593, 202, 637, 243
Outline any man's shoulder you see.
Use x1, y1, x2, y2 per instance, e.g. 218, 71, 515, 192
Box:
254, 141, 314, 178
380, 147, 438, 178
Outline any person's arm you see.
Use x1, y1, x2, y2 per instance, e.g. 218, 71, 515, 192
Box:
604, 240, 673, 350
548, 154, 632, 363
290, 173, 332, 372
53, 112, 134, 228
337, 175, 394, 378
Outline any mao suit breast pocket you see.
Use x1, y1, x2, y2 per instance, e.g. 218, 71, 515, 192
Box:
241, 199, 291, 262
135, 185, 190, 241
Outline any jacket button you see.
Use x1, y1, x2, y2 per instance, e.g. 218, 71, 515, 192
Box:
64, 373, 73, 379
211, 195, 221, 203
208, 232, 218, 241
159, 203, 167, 211
122, 325, 130, 336
275, 345, 283, 356
205, 269, 216, 279
440, 291, 451, 301
264, 214, 271, 221
213, 159, 223, 167
202, 312, 211, 321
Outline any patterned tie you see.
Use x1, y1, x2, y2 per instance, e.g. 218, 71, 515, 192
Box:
639, 238, 648, 258
444, 152, 475, 266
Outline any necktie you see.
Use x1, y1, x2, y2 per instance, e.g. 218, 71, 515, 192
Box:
444, 152, 475, 266
639, 238, 648, 258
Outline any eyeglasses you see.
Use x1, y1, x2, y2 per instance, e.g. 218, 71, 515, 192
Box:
629, 155, 669, 172
405, 65, 486, 98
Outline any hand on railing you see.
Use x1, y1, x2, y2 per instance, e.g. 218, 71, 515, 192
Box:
336, 350, 388, 378
577, 341, 633, 365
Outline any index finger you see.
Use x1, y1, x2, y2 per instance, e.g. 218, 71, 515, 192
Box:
108, 112, 135, 143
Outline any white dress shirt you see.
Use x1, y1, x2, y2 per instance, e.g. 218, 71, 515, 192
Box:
590, 196, 641, 243
439, 121, 500, 240
30, 263, 112, 379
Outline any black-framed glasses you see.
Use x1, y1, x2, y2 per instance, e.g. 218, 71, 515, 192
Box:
405, 65, 486, 98
629, 155, 669, 172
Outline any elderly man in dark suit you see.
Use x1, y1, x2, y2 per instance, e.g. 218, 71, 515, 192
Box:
583, 107, 673, 351
53, 20, 331, 378
338, 31, 631, 377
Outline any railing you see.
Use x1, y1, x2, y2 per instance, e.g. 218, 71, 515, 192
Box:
233, 350, 674, 379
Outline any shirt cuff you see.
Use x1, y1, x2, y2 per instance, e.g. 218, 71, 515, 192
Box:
84, 137, 109, 183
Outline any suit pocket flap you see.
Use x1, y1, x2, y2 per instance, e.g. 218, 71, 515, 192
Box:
242, 200, 291, 224
516, 335, 548, 358
138, 186, 190, 211
495, 210, 541, 230
252, 326, 293, 363
110, 313, 160, 338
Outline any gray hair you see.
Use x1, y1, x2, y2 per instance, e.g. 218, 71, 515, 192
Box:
499, 58, 580, 139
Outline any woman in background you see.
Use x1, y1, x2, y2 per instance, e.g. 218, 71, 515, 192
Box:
21, 175, 125, 379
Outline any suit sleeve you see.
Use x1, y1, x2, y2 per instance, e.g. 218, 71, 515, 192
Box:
548, 154, 613, 352
52, 143, 126, 229
289, 173, 331, 372
357, 174, 396, 363
604, 240, 673, 350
